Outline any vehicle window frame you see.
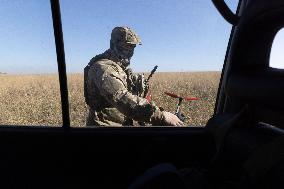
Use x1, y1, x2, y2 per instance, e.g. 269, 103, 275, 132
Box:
50, 0, 70, 129
214, 0, 245, 114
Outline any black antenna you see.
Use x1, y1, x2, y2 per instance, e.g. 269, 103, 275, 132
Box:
50, 0, 70, 129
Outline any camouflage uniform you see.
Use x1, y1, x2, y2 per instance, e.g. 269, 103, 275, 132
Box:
85, 27, 164, 126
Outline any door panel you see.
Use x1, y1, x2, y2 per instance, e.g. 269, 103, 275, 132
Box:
0, 127, 214, 188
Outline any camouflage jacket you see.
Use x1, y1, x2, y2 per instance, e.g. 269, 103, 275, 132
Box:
86, 49, 163, 126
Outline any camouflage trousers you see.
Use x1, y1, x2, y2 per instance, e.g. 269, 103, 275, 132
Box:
86, 107, 123, 126
86, 107, 142, 127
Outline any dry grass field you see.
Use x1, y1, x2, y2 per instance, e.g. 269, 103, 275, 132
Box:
0, 72, 220, 127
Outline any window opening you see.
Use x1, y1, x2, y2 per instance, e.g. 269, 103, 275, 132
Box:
270, 28, 284, 69
0, 0, 62, 126
59, 0, 238, 127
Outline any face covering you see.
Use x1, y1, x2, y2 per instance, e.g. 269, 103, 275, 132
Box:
113, 44, 135, 67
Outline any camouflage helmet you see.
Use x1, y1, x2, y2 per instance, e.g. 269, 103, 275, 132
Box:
111, 26, 142, 46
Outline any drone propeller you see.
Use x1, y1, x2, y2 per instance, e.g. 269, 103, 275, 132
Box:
164, 92, 179, 98
164, 92, 198, 101
164, 92, 199, 122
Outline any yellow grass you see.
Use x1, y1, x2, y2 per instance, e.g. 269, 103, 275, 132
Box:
0, 72, 220, 127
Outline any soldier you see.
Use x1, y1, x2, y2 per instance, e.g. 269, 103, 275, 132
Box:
84, 26, 183, 126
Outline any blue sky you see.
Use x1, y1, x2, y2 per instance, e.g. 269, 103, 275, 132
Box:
271, 30, 284, 69
4, 0, 281, 74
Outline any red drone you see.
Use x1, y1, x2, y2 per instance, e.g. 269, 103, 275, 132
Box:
164, 92, 199, 121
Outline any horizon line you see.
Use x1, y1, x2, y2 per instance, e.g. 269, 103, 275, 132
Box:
0, 70, 222, 75
1, 70, 222, 75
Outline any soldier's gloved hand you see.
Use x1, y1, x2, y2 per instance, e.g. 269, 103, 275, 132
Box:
162, 111, 184, 126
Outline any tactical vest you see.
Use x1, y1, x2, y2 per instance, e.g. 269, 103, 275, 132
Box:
84, 51, 134, 106
85, 53, 146, 105
84, 53, 107, 106
84, 62, 91, 106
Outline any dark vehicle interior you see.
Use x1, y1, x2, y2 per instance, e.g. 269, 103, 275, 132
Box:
1, 0, 284, 188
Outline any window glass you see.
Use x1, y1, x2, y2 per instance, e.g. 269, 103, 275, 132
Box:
270, 28, 284, 69
0, 1, 61, 126
61, 0, 238, 127
225, 0, 239, 13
